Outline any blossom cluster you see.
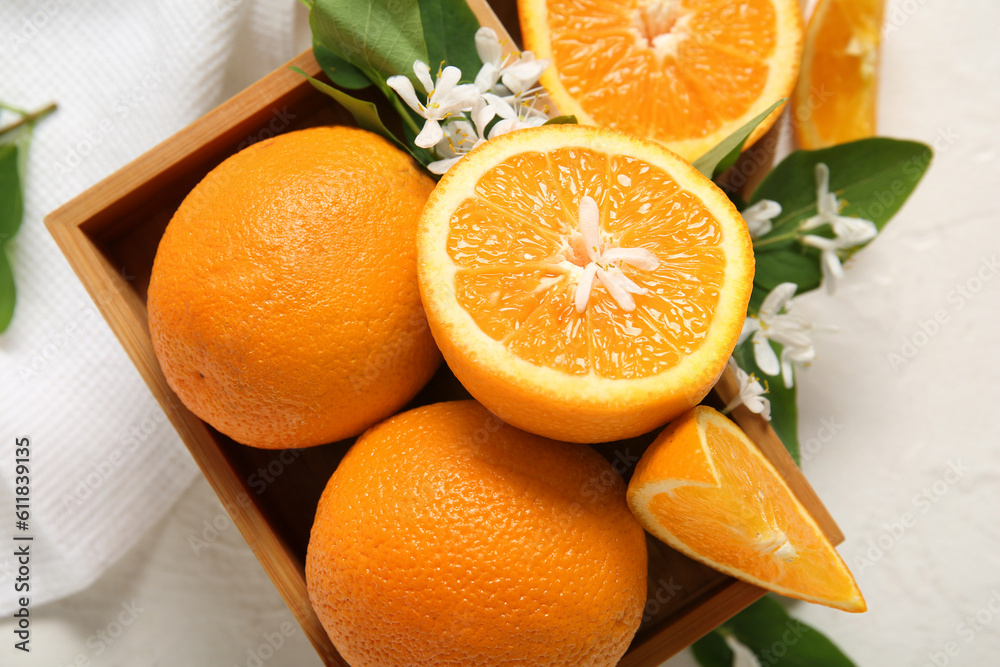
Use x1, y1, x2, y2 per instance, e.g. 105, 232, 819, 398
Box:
386, 27, 551, 174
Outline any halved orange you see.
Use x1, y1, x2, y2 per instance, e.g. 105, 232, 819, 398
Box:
417, 124, 753, 443
794, 0, 884, 148
519, 0, 804, 161
627, 406, 866, 612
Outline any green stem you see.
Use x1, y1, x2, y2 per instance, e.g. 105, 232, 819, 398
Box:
0, 102, 57, 139
0, 102, 30, 115
752, 229, 802, 250
389, 95, 421, 136
372, 77, 422, 137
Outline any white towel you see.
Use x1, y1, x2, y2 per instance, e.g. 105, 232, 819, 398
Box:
0, 0, 307, 614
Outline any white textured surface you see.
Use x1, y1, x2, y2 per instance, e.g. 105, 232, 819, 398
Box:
0, 0, 998, 666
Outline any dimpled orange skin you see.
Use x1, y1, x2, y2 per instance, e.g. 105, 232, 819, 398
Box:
306, 400, 648, 667
147, 126, 440, 449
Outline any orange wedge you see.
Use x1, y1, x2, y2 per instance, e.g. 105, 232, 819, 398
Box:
794, 0, 884, 148
519, 0, 804, 161
627, 406, 866, 612
417, 124, 753, 443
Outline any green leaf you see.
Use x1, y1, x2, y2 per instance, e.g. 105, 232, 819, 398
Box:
692, 630, 735, 667
309, 0, 429, 85
290, 67, 433, 170
732, 338, 800, 464
0, 142, 23, 241
749, 138, 932, 299
543, 115, 578, 125
719, 597, 856, 667
0, 248, 14, 333
417, 0, 483, 79
692, 99, 785, 179
313, 40, 372, 90
291, 67, 401, 143
748, 251, 821, 315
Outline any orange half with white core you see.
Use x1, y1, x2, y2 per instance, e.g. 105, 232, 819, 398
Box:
417, 124, 753, 443
519, 0, 804, 161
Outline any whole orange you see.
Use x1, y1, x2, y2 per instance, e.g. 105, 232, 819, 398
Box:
306, 400, 648, 667
148, 126, 440, 449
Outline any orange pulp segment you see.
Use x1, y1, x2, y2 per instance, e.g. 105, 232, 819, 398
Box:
520, 0, 804, 161
794, 0, 885, 148
627, 406, 866, 612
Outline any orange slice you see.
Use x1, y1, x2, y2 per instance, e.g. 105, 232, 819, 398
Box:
794, 0, 884, 148
417, 125, 753, 443
627, 406, 866, 612
519, 0, 804, 161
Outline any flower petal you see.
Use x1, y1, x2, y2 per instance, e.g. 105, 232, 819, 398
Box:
596, 267, 636, 311
820, 249, 844, 294
435, 66, 463, 98
760, 282, 797, 318
387, 75, 423, 114
753, 334, 781, 377
578, 196, 601, 262
414, 119, 443, 148
739, 317, 761, 344
758, 396, 772, 420
475, 27, 503, 66
780, 351, 796, 388
744, 199, 782, 220
601, 246, 660, 270
475, 62, 501, 92
473, 101, 496, 137
484, 93, 517, 119
427, 155, 463, 175
413, 61, 434, 95
815, 162, 831, 209
487, 118, 519, 139
434, 83, 482, 117
500, 58, 548, 95
801, 234, 840, 250
612, 268, 647, 295
574, 262, 598, 313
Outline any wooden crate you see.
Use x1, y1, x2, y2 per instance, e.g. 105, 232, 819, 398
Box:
45, 2, 843, 665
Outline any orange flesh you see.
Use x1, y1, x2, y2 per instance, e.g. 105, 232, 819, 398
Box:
633, 409, 864, 609
447, 147, 726, 380
545, 0, 777, 140
798, 0, 883, 147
